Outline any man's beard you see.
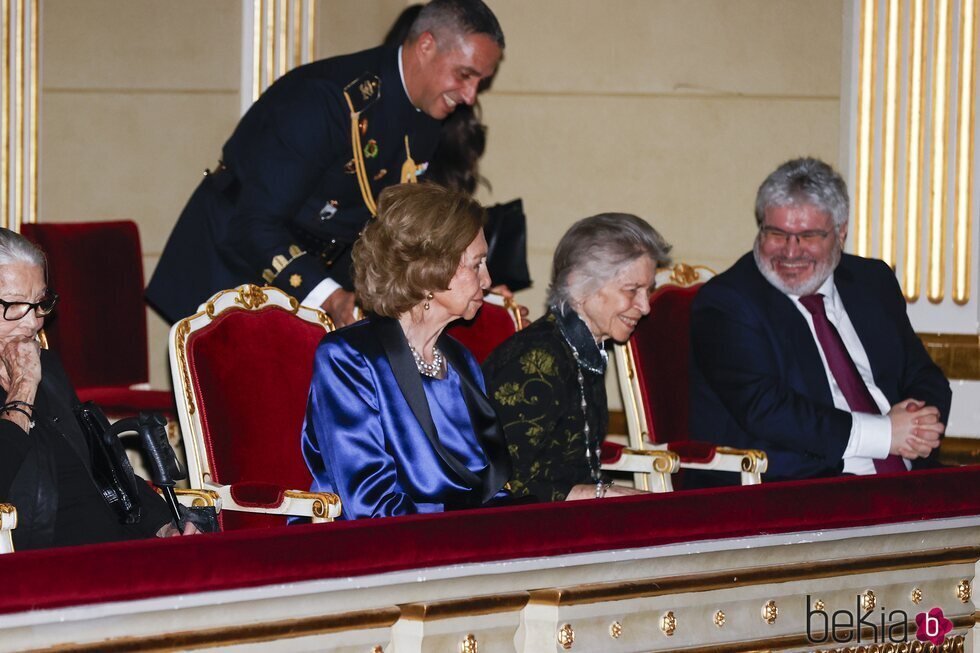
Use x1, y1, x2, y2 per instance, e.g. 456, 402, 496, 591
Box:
753, 237, 841, 296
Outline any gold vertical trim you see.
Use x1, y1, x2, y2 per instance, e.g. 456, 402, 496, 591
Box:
291, 0, 301, 69
264, 0, 273, 93
855, 0, 877, 257
252, 0, 262, 102
927, 0, 952, 303
14, 0, 24, 233
952, 0, 976, 305
904, 0, 928, 301
1, 0, 10, 230
307, 0, 316, 62
275, 0, 286, 78
28, 0, 36, 224
880, 0, 900, 267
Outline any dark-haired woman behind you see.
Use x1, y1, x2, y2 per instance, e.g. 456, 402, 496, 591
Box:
300, 184, 511, 519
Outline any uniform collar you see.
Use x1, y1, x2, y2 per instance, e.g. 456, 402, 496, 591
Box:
396, 45, 420, 112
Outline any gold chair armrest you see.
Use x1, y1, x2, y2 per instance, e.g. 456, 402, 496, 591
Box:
0, 503, 18, 554
714, 447, 769, 484
174, 488, 222, 510
283, 490, 342, 523
601, 449, 679, 492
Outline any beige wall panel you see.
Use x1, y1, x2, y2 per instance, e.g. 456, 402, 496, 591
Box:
478, 94, 840, 317
143, 254, 170, 388
316, 0, 410, 58
38, 92, 239, 250
41, 0, 240, 90
488, 0, 842, 97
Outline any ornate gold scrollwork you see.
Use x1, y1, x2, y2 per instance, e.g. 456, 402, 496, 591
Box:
608, 621, 622, 639
862, 589, 876, 610
173, 488, 220, 508
713, 610, 726, 628
761, 600, 778, 625
174, 320, 196, 416
660, 610, 677, 636
556, 623, 574, 649
716, 447, 768, 473
234, 284, 269, 310
459, 633, 477, 653
955, 578, 971, 603
668, 262, 701, 286
283, 490, 341, 520
314, 307, 335, 330
0, 503, 17, 528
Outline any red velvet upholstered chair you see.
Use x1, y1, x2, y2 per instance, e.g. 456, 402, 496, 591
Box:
446, 292, 526, 363
602, 263, 768, 489
20, 221, 174, 415
169, 285, 341, 529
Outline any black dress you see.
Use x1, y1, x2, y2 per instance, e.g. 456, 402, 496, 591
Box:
0, 350, 171, 550
483, 308, 608, 501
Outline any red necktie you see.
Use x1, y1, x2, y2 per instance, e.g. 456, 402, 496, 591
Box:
799, 294, 905, 474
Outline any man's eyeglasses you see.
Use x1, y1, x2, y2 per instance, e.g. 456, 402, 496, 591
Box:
759, 226, 832, 247
0, 291, 58, 321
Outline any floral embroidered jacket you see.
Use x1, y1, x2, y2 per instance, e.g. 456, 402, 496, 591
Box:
482, 309, 608, 501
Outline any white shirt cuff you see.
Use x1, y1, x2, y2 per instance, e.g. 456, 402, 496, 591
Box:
843, 412, 892, 460
302, 278, 341, 309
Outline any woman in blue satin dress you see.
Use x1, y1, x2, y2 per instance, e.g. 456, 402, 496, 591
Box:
300, 183, 512, 519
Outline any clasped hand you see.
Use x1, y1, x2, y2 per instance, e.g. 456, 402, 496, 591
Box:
888, 398, 945, 459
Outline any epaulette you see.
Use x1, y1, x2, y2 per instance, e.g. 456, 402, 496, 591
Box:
343, 73, 381, 115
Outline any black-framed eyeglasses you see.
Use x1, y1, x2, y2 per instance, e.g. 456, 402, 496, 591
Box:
0, 290, 58, 321
759, 226, 832, 247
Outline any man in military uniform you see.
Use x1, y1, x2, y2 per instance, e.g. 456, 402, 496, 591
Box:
146, 0, 504, 326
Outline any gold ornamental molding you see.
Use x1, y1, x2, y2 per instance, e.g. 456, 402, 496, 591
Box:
850, 0, 978, 307
248, 0, 316, 106
527, 545, 979, 606
1, 0, 39, 230
918, 332, 980, 379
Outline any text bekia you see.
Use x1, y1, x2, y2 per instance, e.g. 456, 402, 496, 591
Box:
805, 594, 909, 644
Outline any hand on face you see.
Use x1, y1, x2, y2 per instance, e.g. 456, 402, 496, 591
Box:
0, 262, 47, 394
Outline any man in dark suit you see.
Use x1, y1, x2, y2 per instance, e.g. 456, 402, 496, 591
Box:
146, 0, 504, 326
689, 157, 950, 481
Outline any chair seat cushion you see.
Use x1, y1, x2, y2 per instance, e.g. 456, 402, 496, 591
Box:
76, 386, 175, 414
599, 441, 624, 464
229, 482, 286, 508
666, 441, 717, 464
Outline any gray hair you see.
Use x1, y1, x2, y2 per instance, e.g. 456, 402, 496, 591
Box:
408, 0, 505, 50
755, 157, 849, 228
0, 228, 46, 273
547, 213, 672, 312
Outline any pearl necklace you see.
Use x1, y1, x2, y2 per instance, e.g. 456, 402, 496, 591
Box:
409, 345, 444, 378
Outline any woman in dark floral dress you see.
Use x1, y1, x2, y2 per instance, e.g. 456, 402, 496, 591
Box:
483, 214, 671, 501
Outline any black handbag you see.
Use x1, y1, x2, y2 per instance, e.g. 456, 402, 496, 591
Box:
75, 402, 143, 524
484, 198, 532, 292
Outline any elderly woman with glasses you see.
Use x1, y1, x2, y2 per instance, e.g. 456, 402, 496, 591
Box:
484, 213, 672, 502
0, 228, 195, 549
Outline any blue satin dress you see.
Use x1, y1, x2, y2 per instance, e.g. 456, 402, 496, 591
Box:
300, 317, 510, 520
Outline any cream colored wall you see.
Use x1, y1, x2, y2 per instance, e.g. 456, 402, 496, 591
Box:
37, 0, 843, 400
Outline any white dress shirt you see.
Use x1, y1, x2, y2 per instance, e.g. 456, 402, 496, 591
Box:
788, 276, 906, 475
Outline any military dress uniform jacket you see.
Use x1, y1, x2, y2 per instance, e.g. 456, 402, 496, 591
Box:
146, 45, 441, 323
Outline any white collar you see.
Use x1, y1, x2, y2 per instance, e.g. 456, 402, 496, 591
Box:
397, 46, 420, 112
